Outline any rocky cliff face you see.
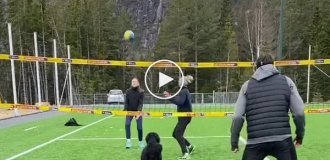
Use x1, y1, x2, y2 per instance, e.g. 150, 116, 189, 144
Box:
0, 0, 169, 53
0, 0, 8, 52
117, 0, 170, 53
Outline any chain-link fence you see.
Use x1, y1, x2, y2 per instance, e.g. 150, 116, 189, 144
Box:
71, 92, 238, 112
74, 92, 240, 105
72, 91, 329, 112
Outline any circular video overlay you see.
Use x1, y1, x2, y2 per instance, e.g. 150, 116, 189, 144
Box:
144, 59, 184, 100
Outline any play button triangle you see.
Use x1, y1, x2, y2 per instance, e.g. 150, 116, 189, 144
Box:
159, 72, 174, 88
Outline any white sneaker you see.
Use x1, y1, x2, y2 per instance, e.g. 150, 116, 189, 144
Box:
139, 141, 145, 149
178, 153, 190, 159
125, 140, 132, 149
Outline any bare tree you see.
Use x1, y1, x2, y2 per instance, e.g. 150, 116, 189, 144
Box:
234, 0, 280, 58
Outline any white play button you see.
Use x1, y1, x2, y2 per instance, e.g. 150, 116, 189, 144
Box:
159, 72, 174, 88
144, 59, 184, 100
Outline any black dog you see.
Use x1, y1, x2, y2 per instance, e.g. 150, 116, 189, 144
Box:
141, 132, 162, 160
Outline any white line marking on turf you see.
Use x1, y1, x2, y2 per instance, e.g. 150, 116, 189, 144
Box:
239, 136, 270, 160
24, 126, 38, 131
58, 135, 230, 141
5, 115, 113, 160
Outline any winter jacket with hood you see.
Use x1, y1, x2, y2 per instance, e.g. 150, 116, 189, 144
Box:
231, 64, 305, 147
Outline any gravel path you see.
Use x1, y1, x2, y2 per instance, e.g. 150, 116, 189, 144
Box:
0, 111, 64, 129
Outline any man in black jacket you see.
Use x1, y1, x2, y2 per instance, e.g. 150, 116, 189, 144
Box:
124, 77, 145, 149
164, 75, 196, 160
231, 54, 305, 160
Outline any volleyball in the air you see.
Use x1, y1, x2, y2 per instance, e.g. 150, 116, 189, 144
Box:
124, 30, 134, 42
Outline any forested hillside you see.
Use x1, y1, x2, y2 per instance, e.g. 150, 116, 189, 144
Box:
0, 0, 329, 104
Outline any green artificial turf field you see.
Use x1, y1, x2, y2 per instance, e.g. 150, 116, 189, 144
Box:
0, 113, 329, 160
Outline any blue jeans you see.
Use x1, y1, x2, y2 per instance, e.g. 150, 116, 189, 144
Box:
125, 116, 143, 141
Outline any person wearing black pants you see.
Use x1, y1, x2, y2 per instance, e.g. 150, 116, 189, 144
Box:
230, 54, 305, 160
164, 75, 195, 160
124, 77, 145, 149
242, 137, 297, 160
172, 117, 192, 154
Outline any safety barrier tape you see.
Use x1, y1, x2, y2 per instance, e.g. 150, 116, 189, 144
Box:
0, 53, 329, 68
1, 103, 329, 117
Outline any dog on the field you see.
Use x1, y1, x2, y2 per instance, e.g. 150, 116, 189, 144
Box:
141, 132, 162, 160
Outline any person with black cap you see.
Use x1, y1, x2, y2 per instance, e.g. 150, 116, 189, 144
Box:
230, 54, 305, 160
164, 75, 196, 160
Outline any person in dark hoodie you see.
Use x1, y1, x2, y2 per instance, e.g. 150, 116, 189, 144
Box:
124, 77, 145, 149
230, 54, 305, 160
164, 75, 196, 160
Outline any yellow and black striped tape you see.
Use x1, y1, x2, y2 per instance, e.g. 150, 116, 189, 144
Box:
0, 103, 51, 111
0, 53, 329, 68
57, 107, 231, 117
1, 103, 329, 117
58, 107, 330, 117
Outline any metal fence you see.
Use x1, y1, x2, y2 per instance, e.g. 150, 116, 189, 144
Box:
71, 92, 329, 112
73, 92, 240, 105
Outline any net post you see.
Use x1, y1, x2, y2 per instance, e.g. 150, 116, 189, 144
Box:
8, 23, 18, 105
53, 39, 60, 108
67, 45, 73, 106
307, 45, 311, 103
34, 32, 42, 105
